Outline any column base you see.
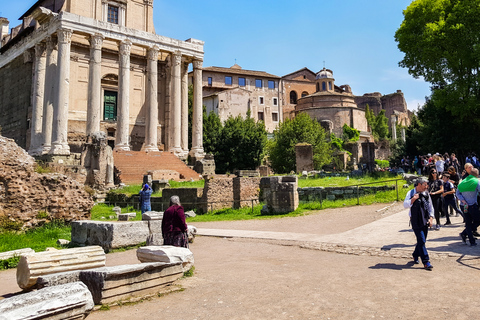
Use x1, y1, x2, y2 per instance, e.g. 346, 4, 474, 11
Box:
49, 143, 70, 155
41, 145, 52, 155
143, 144, 159, 152
189, 147, 205, 161
28, 147, 44, 157
170, 146, 187, 159
114, 144, 130, 151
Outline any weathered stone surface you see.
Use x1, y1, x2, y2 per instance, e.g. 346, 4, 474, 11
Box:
79, 262, 183, 305
36, 270, 82, 289
136, 246, 194, 272
184, 210, 196, 218
0, 281, 94, 320
142, 211, 163, 220
0, 248, 34, 261
56, 239, 70, 246
71, 220, 162, 250
16, 246, 106, 289
260, 176, 299, 214
0, 136, 94, 229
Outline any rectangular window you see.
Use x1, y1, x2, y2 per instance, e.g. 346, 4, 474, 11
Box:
104, 91, 118, 120
107, 5, 119, 24
258, 112, 264, 121
225, 76, 232, 85
255, 79, 262, 88
272, 112, 278, 122
238, 77, 246, 87
208, 77, 212, 86
259, 97, 264, 105
268, 80, 275, 89
273, 97, 278, 106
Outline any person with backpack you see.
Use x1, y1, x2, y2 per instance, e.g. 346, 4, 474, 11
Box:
441, 173, 462, 224
404, 177, 434, 270
457, 168, 480, 246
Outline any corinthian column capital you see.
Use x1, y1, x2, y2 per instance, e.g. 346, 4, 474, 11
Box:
172, 51, 182, 66
89, 33, 104, 50
57, 28, 73, 44
34, 42, 46, 58
193, 59, 203, 70
147, 45, 160, 61
119, 40, 132, 56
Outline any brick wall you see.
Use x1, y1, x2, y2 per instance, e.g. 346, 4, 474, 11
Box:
0, 55, 32, 149
233, 177, 261, 208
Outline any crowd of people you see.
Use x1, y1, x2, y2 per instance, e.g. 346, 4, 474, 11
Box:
403, 152, 480, 271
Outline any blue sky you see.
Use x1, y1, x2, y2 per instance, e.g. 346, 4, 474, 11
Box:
2, 0, 430, 111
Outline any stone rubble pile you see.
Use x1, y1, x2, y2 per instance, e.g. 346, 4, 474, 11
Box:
0, 136, 94, 228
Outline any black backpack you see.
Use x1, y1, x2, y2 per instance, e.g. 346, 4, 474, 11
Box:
410, 190, 431, 229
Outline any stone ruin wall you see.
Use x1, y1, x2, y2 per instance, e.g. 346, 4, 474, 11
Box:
200, 177, 234, 212
199, 176, 261, 212
0, 136, 94, 228
233, 177, 261, 209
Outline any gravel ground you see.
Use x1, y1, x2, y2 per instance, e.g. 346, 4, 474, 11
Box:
83, 202, 480, 320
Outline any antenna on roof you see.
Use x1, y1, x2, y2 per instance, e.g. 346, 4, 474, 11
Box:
323, 60, 326, 69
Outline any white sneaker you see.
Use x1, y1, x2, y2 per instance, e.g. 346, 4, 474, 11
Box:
435, 224, 440, 230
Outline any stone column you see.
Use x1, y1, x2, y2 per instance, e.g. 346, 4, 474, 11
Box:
144, 45, 159, 152
87, 33, 104, 136
50, 29, 72, 155
169, 51, 182, 155
181, 60, 189, 156
29, 42, 47, 156
391, 115, 397, 142
42, 36, 57, 154
190, 59, 205, 159
401, 127, 406, 142
115, 40, 132, 151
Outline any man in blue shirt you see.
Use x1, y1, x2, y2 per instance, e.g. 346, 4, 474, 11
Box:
404, 177, 434, 270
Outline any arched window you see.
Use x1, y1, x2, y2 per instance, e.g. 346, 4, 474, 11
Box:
316, 83, 320, 92
290, 91, 298, 104
301, 91, 309, 97
322, 82, 326, 91
329, 81, 332, 90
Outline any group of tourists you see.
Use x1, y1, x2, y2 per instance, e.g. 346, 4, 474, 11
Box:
404, 152, 480, 271
139, 184, 189, 248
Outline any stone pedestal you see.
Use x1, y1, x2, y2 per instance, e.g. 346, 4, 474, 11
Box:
260, 176, 299, 214
295, 143, 314, 173
136, 246, 194, 272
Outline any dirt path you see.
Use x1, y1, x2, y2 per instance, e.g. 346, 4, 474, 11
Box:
84, 202, 480, 319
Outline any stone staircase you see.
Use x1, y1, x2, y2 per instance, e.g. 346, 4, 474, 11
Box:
113, 150, 200, 185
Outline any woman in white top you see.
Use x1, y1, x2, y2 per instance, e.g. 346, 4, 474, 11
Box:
435, 155, 445, 174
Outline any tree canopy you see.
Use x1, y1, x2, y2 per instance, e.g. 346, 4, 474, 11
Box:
268, 113, 332, 173
395, 0, 480, 120
205, 112, 267, 174
365, 105, 389, 140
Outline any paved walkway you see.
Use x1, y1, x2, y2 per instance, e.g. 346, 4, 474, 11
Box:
197, 208, 480, 260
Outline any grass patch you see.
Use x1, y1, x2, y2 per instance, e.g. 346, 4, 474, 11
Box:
0, 220, 71, 253
108, 180, 204, 198
298, 174, 404, 188
90, 203, 142, 221
183, 266, 195, 278
169, 180, 204, 189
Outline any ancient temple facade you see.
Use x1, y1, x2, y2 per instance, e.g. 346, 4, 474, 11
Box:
0, 0, 204, 160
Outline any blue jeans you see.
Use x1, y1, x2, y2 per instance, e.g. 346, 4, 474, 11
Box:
141, 203, 151, 214
413, 226, 429, 264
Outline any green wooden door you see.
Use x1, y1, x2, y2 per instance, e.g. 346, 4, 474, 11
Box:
104, 91, 118, 120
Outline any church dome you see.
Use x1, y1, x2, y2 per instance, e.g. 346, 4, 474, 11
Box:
316, 68, 333, 79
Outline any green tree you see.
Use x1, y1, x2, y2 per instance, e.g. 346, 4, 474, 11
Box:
203, 109, 222, 155
214, 113, 267, 174
395, 0, 480, 120
268, 113, 332, 173
342, 124, 360, 142
374, 110, 389, 139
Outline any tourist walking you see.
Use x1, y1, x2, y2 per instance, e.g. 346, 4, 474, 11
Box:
162, 195, 189, 248
428, 168, 443, 230
404, 177, 434, 270
441, 173, 462, 224
139, 184, 153, 214
456, 169, 480, 246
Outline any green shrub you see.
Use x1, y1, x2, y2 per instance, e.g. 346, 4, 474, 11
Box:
36, 211, 50, 219
375, 159, 390, 169
0, 217, 23, 232
0, 256, 20, 270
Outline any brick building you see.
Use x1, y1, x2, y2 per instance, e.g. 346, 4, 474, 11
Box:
191, 64, 281, 133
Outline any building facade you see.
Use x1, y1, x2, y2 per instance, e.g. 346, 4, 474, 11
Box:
192, 64, 281, 133
0, 0, 204, 160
